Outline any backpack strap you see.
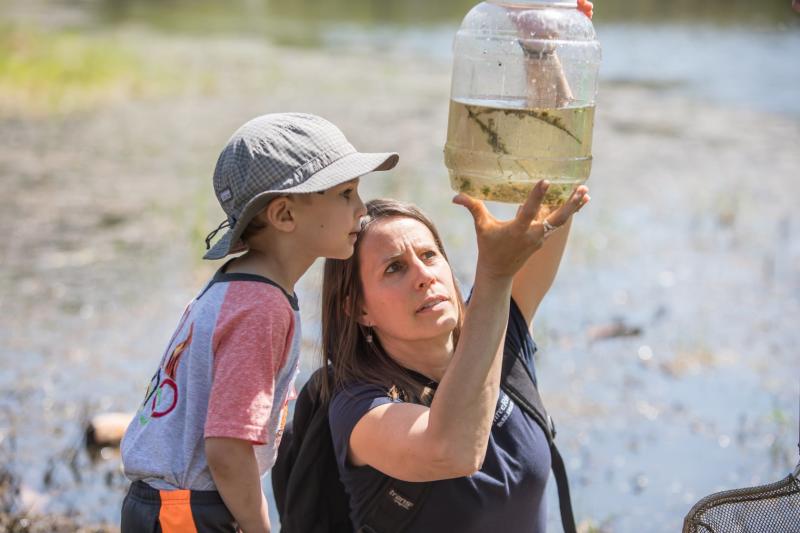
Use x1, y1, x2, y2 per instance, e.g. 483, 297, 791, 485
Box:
273, 367, 354, 533
501, 349, 578, 533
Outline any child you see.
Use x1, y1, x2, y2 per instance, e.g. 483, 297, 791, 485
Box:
119, 113, 398, 533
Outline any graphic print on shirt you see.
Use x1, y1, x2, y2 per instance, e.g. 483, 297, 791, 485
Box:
493, 390, 515, 428
276, 400, 290, 442
137, 324, 193, 426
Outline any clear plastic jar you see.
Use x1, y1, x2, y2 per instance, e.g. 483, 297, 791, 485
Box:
445, 0, 601, 205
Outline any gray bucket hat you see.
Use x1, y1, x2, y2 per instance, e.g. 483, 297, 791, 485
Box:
203, 113, 399, 260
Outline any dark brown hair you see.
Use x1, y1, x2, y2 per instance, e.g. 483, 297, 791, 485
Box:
320, 198, 466, 402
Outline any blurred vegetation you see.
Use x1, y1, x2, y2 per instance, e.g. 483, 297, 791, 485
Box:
0, 25, 177, 115
1, 0, 795, 114
96, 0, 799, 31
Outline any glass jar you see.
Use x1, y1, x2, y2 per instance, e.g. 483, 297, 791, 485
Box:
444, 0, 601, 205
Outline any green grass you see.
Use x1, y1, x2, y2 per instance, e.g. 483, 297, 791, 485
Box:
0, 25, 174, 115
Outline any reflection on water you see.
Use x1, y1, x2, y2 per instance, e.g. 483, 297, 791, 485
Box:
316, 22, 800, 116
599, 24, 800, 116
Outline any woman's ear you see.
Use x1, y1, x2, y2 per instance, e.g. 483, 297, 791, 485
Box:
264, 196, 295, 233
345, 295, 371, 326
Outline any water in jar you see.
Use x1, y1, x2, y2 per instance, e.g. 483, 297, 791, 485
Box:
445, 98, 595, 205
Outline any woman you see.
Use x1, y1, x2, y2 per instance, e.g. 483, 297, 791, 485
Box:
321, 180, 589, 532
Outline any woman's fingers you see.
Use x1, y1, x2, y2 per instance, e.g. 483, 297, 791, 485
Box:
545, 185, 590, 229
515, 180, 548, 229
453, 193, 491, 228
578, 0, 594, 19
455, 181, 588, 248
455, 182, 589, 279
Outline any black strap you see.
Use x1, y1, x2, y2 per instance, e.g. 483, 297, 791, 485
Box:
501, 349, 578, 533
501, 348, 553, 440
549, 445, 577, 533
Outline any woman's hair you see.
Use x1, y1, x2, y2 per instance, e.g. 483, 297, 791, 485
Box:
320, 198, 466, 402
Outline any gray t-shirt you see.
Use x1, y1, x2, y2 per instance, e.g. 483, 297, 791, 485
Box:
121, 270, 301, 490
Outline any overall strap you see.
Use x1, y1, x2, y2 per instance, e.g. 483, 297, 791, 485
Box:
500, 350, 578, 533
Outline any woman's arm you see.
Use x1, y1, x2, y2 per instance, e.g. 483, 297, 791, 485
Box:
347, 182, 588, 482
513, 0, 594, 322
510, 199, 588, 325
511, 217, 573, 325
520, 0, 594, 107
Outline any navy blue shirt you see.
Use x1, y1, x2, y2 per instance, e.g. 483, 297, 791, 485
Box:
328, 299, 551, 532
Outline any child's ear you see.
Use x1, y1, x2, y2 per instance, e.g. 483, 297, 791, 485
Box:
264, 196, 295, 232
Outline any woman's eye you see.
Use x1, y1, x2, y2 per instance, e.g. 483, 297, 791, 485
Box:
385, 262, 403, 274
422, 250, 437, 261
341, 188, 353, 200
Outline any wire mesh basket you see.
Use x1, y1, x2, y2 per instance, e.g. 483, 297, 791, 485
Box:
683, 463, 800, 533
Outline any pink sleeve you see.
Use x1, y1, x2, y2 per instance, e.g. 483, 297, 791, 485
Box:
204, 284, 294, 444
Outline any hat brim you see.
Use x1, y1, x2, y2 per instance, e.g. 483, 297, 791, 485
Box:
203, 151, 399, 260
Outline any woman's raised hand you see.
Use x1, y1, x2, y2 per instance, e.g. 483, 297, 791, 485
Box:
578, 0, 593, 19
453, 181, 589, 280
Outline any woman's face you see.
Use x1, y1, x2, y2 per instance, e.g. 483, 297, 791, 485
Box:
357, 216, 459, 345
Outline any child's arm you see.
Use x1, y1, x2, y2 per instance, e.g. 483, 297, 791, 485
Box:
206, 437, 270, 533
203, 288, 295, 532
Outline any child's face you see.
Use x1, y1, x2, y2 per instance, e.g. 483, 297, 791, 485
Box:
292, 179, 367, 260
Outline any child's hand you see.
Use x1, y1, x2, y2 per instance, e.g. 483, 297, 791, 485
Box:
578, 0, 594, 19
